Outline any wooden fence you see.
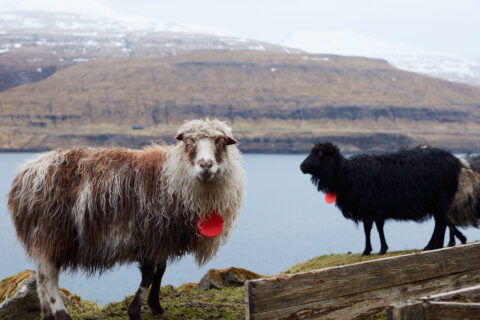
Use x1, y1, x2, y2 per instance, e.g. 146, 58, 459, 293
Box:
387, 285, 480, 320
244, 242, 480, 319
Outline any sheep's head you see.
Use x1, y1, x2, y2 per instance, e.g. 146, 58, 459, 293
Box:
300, 142, 342, 191
175, 119, 237, 182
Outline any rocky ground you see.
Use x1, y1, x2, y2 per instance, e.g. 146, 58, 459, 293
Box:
0, 251, 418, 319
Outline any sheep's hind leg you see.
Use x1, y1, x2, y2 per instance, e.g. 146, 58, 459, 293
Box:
362, 219, 373, 256
147, 260, 167, 315
128, 262, 156, 320
375, 219, 388, 254
36, 262, 71, 320
449, 224, 467, 246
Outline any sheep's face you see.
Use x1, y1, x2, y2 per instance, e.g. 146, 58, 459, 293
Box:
177, 133, 237, 182
300, 142, 341, 190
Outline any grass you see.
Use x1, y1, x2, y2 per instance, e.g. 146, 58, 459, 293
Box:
58, 250, 419, 319
66, 286, 244, 320
282, 249, 420, 274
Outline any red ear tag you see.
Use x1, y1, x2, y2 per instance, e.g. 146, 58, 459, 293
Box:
325, 191, 337, 204
196, 211, 224, 237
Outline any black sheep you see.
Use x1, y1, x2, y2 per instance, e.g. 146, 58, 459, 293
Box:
300, 142, 480, 255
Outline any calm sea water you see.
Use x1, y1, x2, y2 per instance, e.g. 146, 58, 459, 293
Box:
1, 153, 479, 305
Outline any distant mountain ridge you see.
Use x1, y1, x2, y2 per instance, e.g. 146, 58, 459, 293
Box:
1, 50, 480, 153
0, 0, 299, 92
283, 31, 480, 87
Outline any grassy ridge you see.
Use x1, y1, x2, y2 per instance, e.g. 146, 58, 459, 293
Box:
63, 250, 417, 320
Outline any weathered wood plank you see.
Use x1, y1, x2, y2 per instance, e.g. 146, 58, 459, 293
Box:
248, 269, 480, 319
424, 284, 480, 302
247, 243, 480, 315
245, 243, 480, 320
386, 302, 423, 320
424, 302, 480, 320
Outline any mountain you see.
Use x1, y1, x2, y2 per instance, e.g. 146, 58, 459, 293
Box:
283, 31, 480, 87
0, 0, 298, 92
1, 2, 480, 153
1, 50, 480, 153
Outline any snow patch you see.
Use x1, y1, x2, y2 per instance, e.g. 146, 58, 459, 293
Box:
248, 45, 265, 51
284, 31, 480, 85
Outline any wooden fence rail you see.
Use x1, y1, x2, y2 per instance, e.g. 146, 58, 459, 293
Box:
387, 285, 480, 320
244, 242, 480, 319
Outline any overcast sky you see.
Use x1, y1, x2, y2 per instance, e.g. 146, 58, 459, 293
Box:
94, 0, 480, 58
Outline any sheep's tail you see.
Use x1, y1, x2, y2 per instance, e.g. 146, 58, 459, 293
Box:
447, 166, 480, 228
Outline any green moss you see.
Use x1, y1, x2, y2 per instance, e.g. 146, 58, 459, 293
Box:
65, 286, 244, 320
0, 270, 35, 304
281, 249, 420, 275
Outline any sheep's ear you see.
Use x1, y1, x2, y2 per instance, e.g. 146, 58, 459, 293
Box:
226, 137, 237, 145
175, 132, 184, 141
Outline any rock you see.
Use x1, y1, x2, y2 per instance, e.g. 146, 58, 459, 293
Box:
0, 270, 71, 320
196, 267, 263, 291
177, 282, 198, 291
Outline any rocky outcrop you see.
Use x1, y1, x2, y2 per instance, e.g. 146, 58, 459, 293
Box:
196, 267, 263, 291
0, 270, 72, 320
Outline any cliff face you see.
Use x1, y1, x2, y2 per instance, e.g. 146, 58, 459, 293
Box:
1, 50, 480, 153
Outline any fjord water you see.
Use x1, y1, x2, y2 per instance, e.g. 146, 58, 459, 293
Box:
1, 153, 479, 305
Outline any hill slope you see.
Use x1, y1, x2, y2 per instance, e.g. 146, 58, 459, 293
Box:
0, 2, 297, 92
1, 50, 480, 152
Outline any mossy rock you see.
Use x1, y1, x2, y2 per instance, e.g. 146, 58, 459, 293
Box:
197, 267, 263, 291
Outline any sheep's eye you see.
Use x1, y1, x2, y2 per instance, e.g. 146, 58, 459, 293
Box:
185, 140, 195, 148
217, 139, 226, 148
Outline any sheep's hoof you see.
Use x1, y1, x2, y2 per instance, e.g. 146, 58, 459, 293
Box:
128, 312, 142, 320
379, 249, 388, 255
362, 250, 371, 256
149, 303, 164, 315
54, 310, 72, 320
128, 306, 142, 320
459, 236, 467, 244
447, 242, 455, 247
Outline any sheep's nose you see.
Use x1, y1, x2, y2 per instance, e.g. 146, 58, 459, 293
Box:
300, 162, 308, 174
198, 159, 214, 171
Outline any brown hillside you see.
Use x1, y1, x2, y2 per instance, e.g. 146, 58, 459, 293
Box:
1, 50, 480, 152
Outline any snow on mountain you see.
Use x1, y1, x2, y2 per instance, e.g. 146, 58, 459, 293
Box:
283, 31, 480, 87
0, 0, 299, 91
0, 0, 231, 36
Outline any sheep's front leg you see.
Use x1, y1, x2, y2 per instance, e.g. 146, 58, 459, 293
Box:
128, 262, 156, 320
147, 260, 167, 314
425, 215, 446, 250
362, 219, 373, 256
375, 219, 388, 255
36, 262, 71, 320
